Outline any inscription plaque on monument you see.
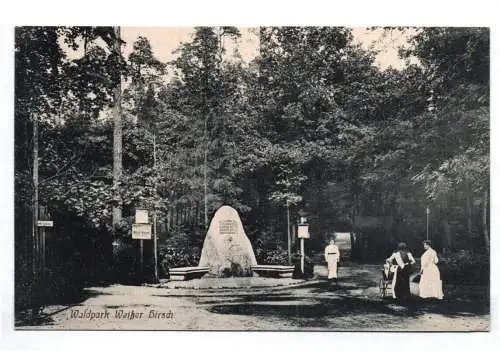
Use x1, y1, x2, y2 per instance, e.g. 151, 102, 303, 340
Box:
219, 220, 238, 234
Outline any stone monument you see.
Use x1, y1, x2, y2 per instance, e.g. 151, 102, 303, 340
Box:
198, 205, 257, 277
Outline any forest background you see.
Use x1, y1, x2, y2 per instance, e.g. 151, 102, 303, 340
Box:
13, 25, 489, 307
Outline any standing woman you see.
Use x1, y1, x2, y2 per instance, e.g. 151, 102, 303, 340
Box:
419, 240, 444, 299
324, 239, 340, 280
386, 242, 416, 300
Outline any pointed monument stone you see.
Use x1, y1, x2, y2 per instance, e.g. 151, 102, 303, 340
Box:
199, 205, 257, 277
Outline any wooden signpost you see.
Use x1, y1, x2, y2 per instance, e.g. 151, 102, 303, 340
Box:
297, 218, 310, 274
31, 207, 53, 318
133, 210, 152, 279
37, 219, 53, 282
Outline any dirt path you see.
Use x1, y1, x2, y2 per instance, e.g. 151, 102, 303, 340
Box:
16, 263, 489, 331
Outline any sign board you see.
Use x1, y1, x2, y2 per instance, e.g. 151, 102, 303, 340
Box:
37, 220, 53, 227
135, 209, 149, 224
297, 224, 310, 239
132, 223, 152, 240
219, 220, 238, 235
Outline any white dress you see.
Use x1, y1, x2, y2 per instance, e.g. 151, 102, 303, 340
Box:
324, 244, 340, 279
419, 248, 444, 299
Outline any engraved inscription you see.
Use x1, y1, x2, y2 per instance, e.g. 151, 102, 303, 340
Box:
219, 220, 238, 234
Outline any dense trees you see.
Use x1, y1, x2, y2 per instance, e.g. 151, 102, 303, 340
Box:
352, 28, 490, 254
15, 26, 489, 293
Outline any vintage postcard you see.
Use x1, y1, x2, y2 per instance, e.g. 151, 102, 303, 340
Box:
12, 26, 490, 332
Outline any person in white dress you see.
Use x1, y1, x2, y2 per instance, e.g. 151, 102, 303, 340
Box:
324, 239, 340, 279
419, 240, 444, 299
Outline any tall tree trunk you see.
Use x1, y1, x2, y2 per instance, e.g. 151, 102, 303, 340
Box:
467, 195, 472, 234
195, 201, 200, 226
204, 116, 208, 228
112, 26, 122, 232
483, 189, 489, 253
193, 142, 198, 225
169, 206, 174, 231
175, 205, 179, 227
31, 111, 39, 318
202, 84, 209, 228
465, 181, 473, 235
173, 205, 177, 227
152, 133, 158, 283
350, 192, 361, 260
166, 207, 170, 231
83, 29, 88, 55
191, 202, 195, 224
178, 204, 182, 225
442, 218, 452, 252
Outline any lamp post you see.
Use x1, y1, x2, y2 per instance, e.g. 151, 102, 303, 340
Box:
286, 200, 291, 265
426, 207, 430, 241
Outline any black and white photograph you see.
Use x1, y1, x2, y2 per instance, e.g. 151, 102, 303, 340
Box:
10, 24, 490, 332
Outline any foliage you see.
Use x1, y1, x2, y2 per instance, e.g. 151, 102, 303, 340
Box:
15, 26, 490, 292
439, 249, 489, 285
254, 246, 289, 266
159, 247, 201, 276
341, 27, 489, 253
157, 229, 204, 277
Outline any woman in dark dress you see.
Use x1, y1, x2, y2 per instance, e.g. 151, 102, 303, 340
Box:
386, 242, 416, 300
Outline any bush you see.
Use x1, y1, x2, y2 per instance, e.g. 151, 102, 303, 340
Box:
439, 249, 489, 285
157, 227, 204, 278
291, 253, 314, 279
254, 246, 288, 265
159, 246, 201, 277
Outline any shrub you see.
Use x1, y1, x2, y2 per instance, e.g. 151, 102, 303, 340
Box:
159, 246, 200, 277
157, 227, 204, 278
254, 246, 289, 265
439, 249, 489, 285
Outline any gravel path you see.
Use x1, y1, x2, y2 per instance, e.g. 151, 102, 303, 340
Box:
16, 263, 489, 331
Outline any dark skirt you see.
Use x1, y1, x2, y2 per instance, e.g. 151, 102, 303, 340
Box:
394, 265, 412, 299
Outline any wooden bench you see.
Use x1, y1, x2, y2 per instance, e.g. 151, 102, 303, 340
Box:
251, 265, 295, 278
169, 266, 210, 281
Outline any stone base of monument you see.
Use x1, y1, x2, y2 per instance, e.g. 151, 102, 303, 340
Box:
251, 265, 295, 278
158, 276, 304, 289
169, 266, 210, 281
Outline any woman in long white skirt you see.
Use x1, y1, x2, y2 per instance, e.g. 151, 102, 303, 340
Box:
324, 239, 340, 279
419, 240, 444, 299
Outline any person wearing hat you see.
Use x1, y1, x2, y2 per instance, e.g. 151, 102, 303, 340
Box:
324, 239, 340, 280
386, 242, 416, 300
419, 240, 444, 299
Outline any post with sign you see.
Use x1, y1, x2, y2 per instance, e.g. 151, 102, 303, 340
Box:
34, 206, 53, 316
297, 217, 310, 275
133, 210, 151, 279
37, 219, 53, 281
